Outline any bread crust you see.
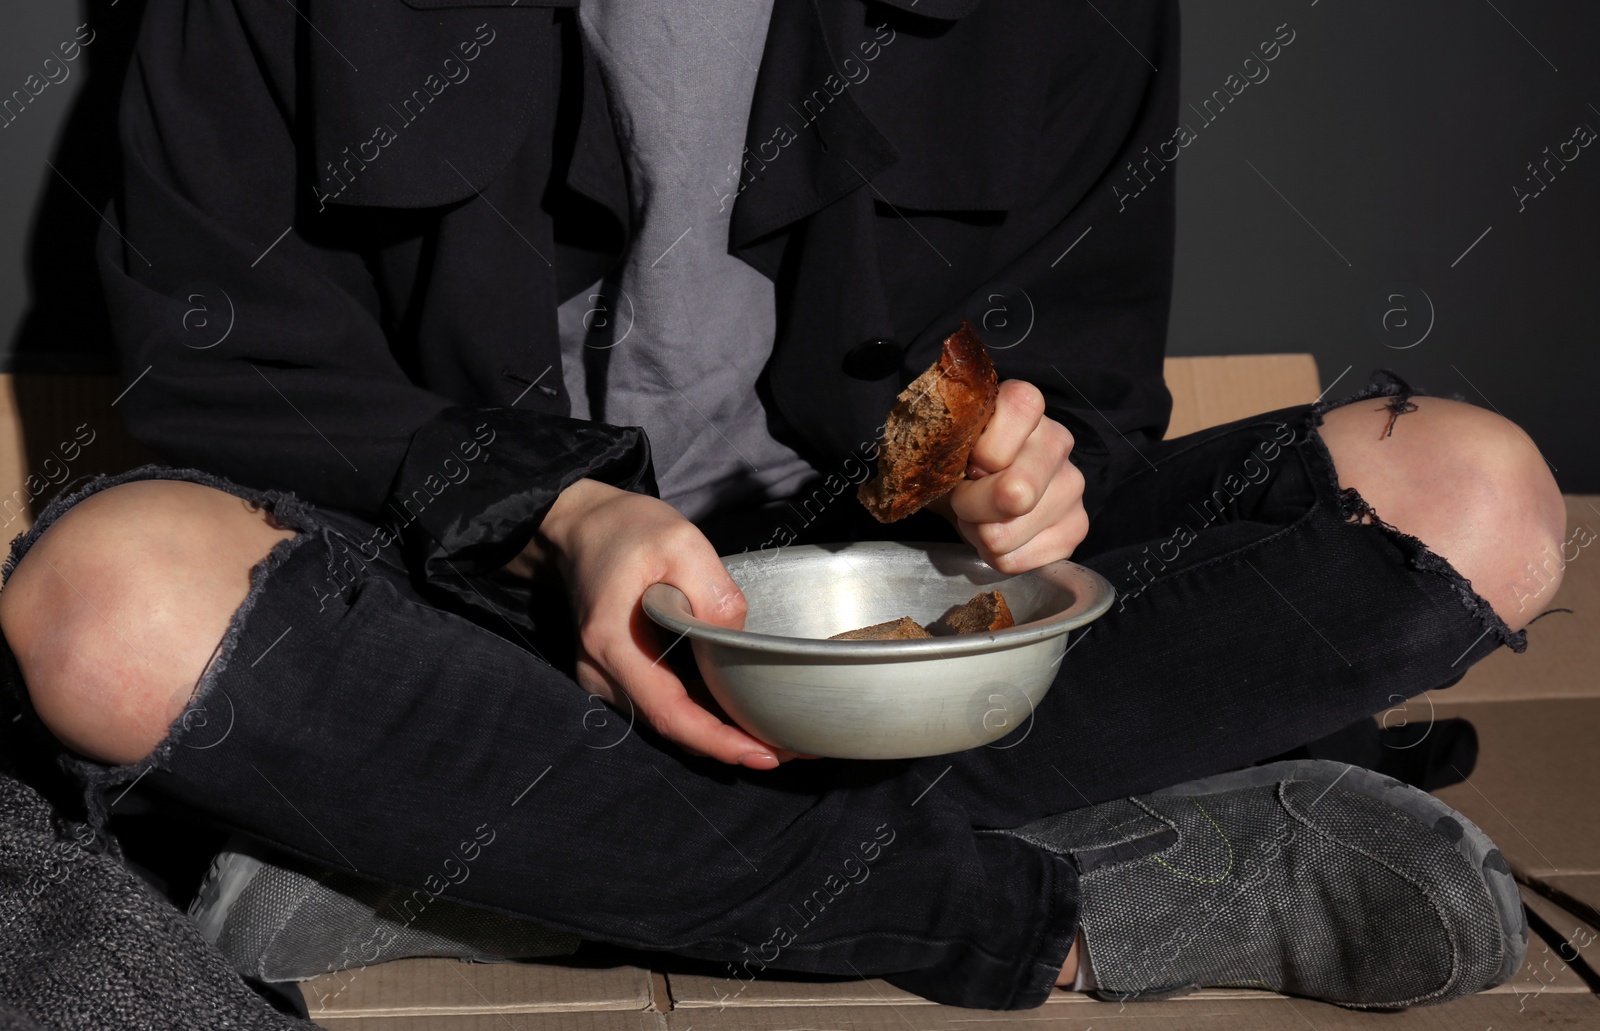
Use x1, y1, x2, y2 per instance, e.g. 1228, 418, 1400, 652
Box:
928, 590, 1015, 635
858, 321, 999, 523
828, 590, 1015, 641
828, 616, 934, 641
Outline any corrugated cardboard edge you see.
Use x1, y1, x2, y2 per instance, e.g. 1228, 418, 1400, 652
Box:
653, 994, 1600, 1030
313, 1013, 667, 1030
300, 959, 654, 1018
667, 973, 1303, 1009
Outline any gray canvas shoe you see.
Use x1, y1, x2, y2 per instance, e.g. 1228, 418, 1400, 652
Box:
188, 836, 580, 983
1002, 761, 1526, 1007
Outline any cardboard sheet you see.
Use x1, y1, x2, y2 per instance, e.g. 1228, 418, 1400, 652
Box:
658, 993, 1600, 1030
1518, 887, 1600, 1000
665, 973, 1286, 1009
0, 372, 159, 532
1431, 698, 1600, 876
312, 1014, 666, 1030
1529, 875, 1600, 930
300, 959, 653, 1019
1162, 353, 1321, 438
1427, 495, 1600, 705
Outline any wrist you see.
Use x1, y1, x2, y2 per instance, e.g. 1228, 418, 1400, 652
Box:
500, 478, 614, 580
536, 477, 616, 565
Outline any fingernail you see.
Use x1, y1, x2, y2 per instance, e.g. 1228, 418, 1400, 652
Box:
737, 751, 778, 769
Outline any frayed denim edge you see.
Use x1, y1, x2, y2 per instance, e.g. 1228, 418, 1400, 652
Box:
1, 464, 329, 838
1309, 370, 1527, 657
1008, 841, 1082, 1009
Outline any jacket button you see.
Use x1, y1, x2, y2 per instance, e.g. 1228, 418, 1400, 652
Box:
841, 338, 904, 380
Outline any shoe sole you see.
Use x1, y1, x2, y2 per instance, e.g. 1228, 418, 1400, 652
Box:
1151, 759, 1527, 993
188, 836, 266, 946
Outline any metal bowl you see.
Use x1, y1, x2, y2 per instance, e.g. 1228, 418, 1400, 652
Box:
642, 541, 1115, 759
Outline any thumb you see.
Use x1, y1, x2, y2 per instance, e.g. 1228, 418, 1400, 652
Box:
675, 547, 747, 630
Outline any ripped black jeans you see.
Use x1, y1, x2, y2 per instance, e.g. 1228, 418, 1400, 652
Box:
0, 380, 1523, 1011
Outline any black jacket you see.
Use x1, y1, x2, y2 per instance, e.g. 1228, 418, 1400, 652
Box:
96, 0, 1178, 626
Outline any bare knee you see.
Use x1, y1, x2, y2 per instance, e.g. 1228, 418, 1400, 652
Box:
0, 480, 295, 764
1318, 396, 1566, 632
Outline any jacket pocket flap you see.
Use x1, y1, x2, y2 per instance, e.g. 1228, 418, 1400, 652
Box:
842, 14, 1046, 212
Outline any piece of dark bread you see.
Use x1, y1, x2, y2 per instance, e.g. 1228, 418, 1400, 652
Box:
828, 590, 1015, 641
858, 321, 999, 523
928, 590, 1015, 636
828, 616, 935, 641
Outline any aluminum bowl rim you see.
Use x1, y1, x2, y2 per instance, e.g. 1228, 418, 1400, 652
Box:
641, 544, 1116, 659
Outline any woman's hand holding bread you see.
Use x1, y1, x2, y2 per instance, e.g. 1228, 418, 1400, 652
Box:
858, 321, 1089, 574
931, 380, 1089, 574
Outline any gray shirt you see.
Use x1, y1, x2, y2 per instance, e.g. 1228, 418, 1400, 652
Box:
556, 0, 819, 522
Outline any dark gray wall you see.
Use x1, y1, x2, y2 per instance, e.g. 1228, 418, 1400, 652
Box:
4, 1, 1597, 487
2, 0, 143, 376
1, 3, 91, 359
1168, 0, 1599, 490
